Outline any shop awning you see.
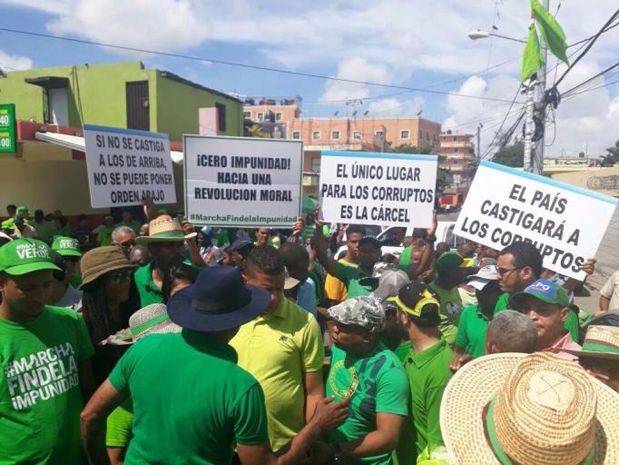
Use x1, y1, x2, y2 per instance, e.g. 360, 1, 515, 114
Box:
34, 131, 184, 164
25, 76, 70, 89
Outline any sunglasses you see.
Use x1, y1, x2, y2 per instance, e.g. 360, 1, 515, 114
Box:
119, 240, 136, 249
497, 266, 521, 277
105, 269, 133, 282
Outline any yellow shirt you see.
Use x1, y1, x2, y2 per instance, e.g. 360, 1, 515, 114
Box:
229, 297, 324, 452
324, 258, 358, 303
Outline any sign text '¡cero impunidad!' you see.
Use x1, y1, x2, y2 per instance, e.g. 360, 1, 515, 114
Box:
196, 154, 291, 170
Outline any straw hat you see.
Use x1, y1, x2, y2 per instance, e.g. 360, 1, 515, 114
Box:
80, 246, 135, 288
105, 303, 181, 345
135, 215, 197, 244
440, 352, 619, 465
564, 325, 619, 361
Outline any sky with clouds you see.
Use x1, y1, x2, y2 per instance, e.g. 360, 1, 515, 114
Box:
0, 0, 617, 157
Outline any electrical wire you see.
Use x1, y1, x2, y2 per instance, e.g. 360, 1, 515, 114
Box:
560, 61, 619, 97
480, 84, 523, 159
551, 8, 619, 90
0, 27, 521, 104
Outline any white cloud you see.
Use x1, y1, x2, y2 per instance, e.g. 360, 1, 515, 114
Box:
45, 0, 209, 52
0, 49, 33, 70
367, 96, 424, 117
320, 57, 389, 102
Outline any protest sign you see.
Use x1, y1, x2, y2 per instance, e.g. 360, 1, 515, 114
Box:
319, 151, 438, 227
83, 125, 176, 208
184, 135, 302, 227
455, 160, 618, 280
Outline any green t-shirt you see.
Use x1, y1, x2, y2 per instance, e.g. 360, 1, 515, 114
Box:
133, 263, 164, 306
108, 331, 268, 465
326, 344, 409, 465
106, 399, 134, 448
428, 282, 462, 346
495, 292, 580, 341
454, 305, 491, 358
393, 341, 412, 363
96, 225, 115, 246
333, 261, 409, 299
401, 340, 453, 462
0, 306, 95, 465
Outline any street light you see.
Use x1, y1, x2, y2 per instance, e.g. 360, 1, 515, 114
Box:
467, 29, 526, 44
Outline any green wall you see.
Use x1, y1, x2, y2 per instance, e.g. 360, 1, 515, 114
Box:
0, 61, 242, 140
154, 72, 243, 140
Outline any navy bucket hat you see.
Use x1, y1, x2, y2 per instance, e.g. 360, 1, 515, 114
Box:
168, 265, 270, 332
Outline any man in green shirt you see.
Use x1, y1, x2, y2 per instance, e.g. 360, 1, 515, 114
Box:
451, 266, 502, 369
393, 281, 453, 463
95, 216, 116, 246
429, 252, 467, 345
324, 296, 409, 465
81, 265, 348, 465
0, 238, 95, 465
116, 210, 142, 234
133, 215, 202, 306
495, 241, 590, 341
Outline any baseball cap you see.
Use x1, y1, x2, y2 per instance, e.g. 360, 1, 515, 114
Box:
52, 236, 82, 258
393, 281, 440, 325
372, 269, 411, 302
230, 239, 254, 255
358, 261, 397, 289
510, 279, 570, 310
435, 252, 465, 274
327, 296, 385, 333
466, 265, 500, 291
0, 238, 61, 276
358, 236, 382, 249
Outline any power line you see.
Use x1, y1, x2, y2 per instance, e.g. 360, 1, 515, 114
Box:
480, 84, 523, 159
552, 8, 619, 90
560, 61, 619, 96
564, 77, 619, 98
0, 27, 521, 104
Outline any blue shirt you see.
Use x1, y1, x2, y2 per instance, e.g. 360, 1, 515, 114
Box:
296, 278, 317, 317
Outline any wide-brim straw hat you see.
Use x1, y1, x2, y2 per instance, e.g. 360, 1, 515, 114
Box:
440, 352, 619, 465
564, 325, 619, 361
136, 215, 197, 244
80, 246, 136, 288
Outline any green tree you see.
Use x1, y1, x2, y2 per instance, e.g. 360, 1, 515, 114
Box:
601, 139, 619, 165
389, 143, 435, 154
493, 141, 524, 167
436, 167, 450, 192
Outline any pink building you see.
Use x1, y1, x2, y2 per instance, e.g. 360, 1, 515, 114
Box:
243, 99, 441, 152
438, 130, 475, 175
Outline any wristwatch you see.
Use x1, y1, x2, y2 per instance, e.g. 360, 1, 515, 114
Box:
332, 443, 345, 464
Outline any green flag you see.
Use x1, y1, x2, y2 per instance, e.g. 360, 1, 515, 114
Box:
531, 0, 569, 64
521, 24, 543, 82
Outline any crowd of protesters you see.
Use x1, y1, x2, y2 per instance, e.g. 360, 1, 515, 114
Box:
0, 200, 618, 465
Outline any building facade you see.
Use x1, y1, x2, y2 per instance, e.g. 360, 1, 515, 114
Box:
243, 100, 441, 152
0, 61, 243, 140
0, 61, 243, 215
438, 131, 475, 175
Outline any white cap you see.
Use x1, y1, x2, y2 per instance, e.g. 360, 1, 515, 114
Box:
467, 265, 499, 291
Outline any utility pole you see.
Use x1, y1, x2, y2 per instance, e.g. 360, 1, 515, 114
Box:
476, 123, 482, 160
532, 0, 549, 174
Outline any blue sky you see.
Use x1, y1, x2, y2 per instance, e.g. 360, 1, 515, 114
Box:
0, 0, 618, 156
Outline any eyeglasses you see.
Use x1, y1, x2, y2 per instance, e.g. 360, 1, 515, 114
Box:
119, 240, 135, 249
497, 266, 520, 277
105, 269, 132, 282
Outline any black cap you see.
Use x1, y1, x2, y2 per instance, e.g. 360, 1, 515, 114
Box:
358, 236, 382, 249
396, 281, 440, 327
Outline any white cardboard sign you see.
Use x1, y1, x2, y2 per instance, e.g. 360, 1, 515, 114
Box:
83, 124, 176, 208
184, 135, 303, 227
319, 151, 438, 227
455, 161, 618, 280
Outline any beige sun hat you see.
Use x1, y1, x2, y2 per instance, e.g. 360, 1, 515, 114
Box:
135, 215, 197, 244
105, 303, 181, 346
564, 325, 619, 362
440, 352, 619, 465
